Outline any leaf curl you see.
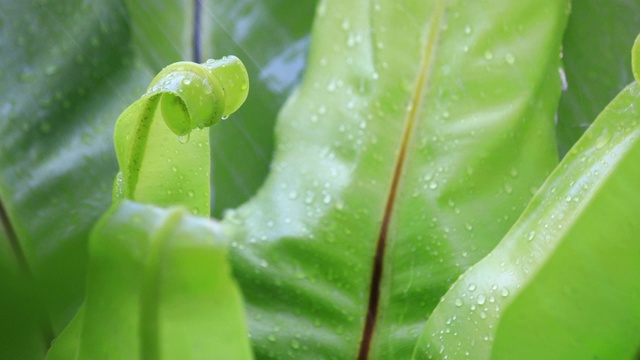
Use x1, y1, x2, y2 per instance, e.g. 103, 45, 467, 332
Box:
112, 57, 249, 215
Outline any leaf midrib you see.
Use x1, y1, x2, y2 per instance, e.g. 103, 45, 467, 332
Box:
357, 2, 448, 358
0, 196, 54, 355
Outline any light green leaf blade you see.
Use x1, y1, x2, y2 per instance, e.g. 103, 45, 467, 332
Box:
112, 57, 249, 216
414, 49, 640, 359
225, 0, 569, 358
556, 0, 640, 155
47, 201, 252, 360
122, 0, 319, 217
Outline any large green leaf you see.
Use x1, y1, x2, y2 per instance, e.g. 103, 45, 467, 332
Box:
0, 220, 46, 358
46, 201, 252, 360
414, 38, 640, 359
556, 0, 640, 155
0, 1, 152, 354
225, 0, 569, 358
0, 1, 310, 355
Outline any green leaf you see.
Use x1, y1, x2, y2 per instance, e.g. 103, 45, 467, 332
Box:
414, 40, 640, 359
556, 0, 640, 155
205, 0, 318, 216
47, 201, 252, 360
122, 0, 319, 217
123, 0, 194, 70
0, 0, 259, 350
0, 0, 153, 346
112, 57, 249, 215
0, 219, 48, 358
225, 0, 569, 358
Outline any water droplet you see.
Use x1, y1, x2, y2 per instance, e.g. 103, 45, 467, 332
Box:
464, 25, 472, 34
595, 130, 611, 149
527, 230, 536, 241
558, 67, 568, 91
171, 166, 178, 172
505, 53, 516, 65
178, 134, 190, 144
288, 190, 298, 200
267, 335, 277, 342
187, 190, 194, 197
477, 295, 486, 305
501, 288, 510, 297
484, 50, 493, 60
182, 78, 191, 85
429, 181, 438, 190
468, 283, 477, 291
504, 183, 513, 194
454, 298, 463, 307
290, 340, 300, 349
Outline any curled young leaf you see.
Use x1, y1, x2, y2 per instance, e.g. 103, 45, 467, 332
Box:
112, 57, 249, 215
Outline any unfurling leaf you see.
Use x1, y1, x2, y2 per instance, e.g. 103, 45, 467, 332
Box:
112, 57, 249, 215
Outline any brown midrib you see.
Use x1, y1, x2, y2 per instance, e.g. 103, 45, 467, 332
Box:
0, 198, 55, 355
357, 2, 447, 359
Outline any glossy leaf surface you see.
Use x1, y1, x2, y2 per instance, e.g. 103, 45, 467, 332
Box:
0, 0, 152, 346
46, 201, 252, 360
225, 0, 569, 358
0, 0, 279, 353
122, 0, 318, 216
556, 0, 640, 155
112, 57, 249, 215
205, 0, 317, 216
415, 41, 640, 359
